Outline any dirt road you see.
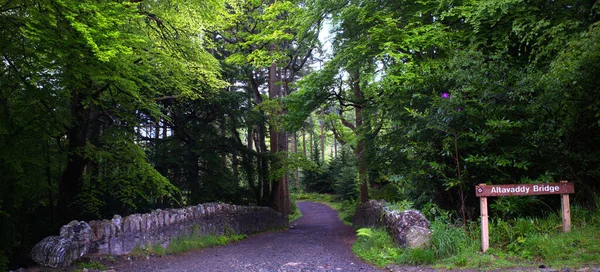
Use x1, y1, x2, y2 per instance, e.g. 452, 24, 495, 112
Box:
112, 202, 381, 272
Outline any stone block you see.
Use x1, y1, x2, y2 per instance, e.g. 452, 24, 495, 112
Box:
31, 221, 92, 268
353, 200, 431, 248
406, 226, 432, 248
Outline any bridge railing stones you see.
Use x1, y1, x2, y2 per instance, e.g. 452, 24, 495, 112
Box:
31, 203, 287, 268
353, 200, 431, 248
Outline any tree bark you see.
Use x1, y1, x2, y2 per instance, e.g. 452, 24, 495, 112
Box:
220, 119, 227, 169
334, 138, 337, 158
309, 116, 314, 160
45, 141, 55, 227
57, 90, 90, 224
293, 132, 299, 187
302, 128, 306, 157
352, 72, 368, 203
320, 116, 325, 162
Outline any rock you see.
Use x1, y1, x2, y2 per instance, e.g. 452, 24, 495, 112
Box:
31, 220, 92, 268
406, 226, 432, 248
385, 209, 430, 247
353, 200, 432, 248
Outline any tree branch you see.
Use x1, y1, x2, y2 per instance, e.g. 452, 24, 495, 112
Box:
329, 120, 348, 146
340, 116, 355, 131
153, 95, 179, 101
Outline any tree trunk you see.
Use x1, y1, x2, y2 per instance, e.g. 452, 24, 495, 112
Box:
309, 116, 314, 160
45, 141, 55, 227
352, 72, 368, 203
302, 128, 306, 157
57, 91, 90, 224
268, 62, 279, 210
279, 130, 289, 215
257, 126, 269, 205
267, 62, 290, 215
320, 117, 325, 162
220, 119, 227, 169
249, 70, 271, 206
334, 138, 337, 158
293, 132, 299, 187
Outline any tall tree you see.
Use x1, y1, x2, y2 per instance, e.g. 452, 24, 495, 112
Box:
216, 0, 320, 214
1, 0, 226, 267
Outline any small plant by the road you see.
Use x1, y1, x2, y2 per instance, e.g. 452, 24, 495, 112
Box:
151, 243, 166, 256
76, 260, 106, 271
126, 226, 247, 258
166, 226, 246, 255
289, 194, 302, 222
353, 228, 402, 267
429, 221, 469, 258
103, 255, 115, 263
397, 248, 436, 265
129, 245, 150, 258
353, 227, 438, 267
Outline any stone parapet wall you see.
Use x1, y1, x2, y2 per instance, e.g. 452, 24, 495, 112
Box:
31, 203, 287, 268
353, 200, 431, 248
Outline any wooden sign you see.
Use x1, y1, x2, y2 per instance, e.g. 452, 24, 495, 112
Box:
476, 181, 574, 252
476, 183, 574, 197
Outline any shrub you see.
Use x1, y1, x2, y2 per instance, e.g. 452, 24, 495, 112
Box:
397, 248, 436, 265
77, 261, 106, 270
353, 228, 402, 267
386, 200, 414, 212
429, 221, 469, 258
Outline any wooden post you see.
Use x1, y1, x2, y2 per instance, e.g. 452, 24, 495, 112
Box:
475, 181, 574, 253
561, 180, 571, 232
479, 184, 489, 252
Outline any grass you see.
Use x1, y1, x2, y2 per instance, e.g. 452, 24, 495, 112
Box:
166, 225, 246, 255
297, 192, 600, 270
128, 225, 247, 258
75, 260, 107, 271
167, 233, 245, 254
353, 228, 402, 267
352, 208, 600, 270
289, 194, 303, 222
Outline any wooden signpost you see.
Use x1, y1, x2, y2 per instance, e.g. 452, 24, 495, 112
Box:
475, 180, 574, 252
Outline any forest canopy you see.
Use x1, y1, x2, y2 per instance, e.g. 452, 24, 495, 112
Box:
1, 0, 599, 269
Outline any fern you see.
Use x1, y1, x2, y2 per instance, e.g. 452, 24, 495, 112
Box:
356, 228, 374, 238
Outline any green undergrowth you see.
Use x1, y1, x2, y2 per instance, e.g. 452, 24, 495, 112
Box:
352, 205, 600, 270
289, 194, 302, 222
74, 260, 107, 271
166, 232, 246, 255
129, 225, 246, 258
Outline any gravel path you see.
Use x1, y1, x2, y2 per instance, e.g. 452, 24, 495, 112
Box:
112, 202, 381, 272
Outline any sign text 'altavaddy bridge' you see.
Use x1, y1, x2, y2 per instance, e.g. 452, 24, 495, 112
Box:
476, 182, 574, 197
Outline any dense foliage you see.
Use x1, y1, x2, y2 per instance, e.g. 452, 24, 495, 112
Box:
1, 0, 599, 269
292, 0, 600, 223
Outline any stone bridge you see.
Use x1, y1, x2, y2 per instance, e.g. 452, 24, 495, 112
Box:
31, 203, 288, 268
